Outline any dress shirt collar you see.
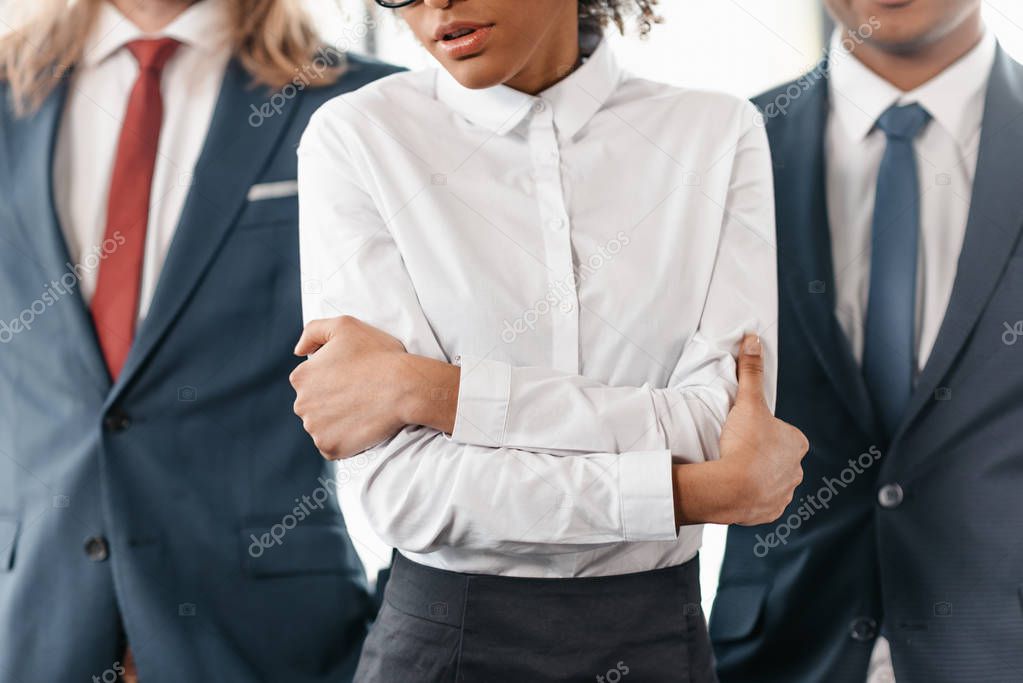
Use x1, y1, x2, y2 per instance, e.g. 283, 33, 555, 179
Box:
828, 28, 997, 148
435, 39, 622, 138
82, 0, 231, 67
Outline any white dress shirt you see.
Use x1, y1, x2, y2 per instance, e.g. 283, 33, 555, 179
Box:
53, 0, 230, 320
825, 30, 997, 683
299, 41, 777, 578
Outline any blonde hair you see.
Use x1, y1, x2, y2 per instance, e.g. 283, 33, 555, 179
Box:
0, 0, 340, 115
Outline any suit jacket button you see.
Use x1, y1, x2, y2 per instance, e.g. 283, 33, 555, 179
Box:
878, 483, 904, 509
849, 617, 878, 642
84, 536, 109, 562
103, 411, 131, 432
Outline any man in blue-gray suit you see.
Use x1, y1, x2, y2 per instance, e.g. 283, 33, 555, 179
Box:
713, 1, 1023, 682
0, 0, 398, 680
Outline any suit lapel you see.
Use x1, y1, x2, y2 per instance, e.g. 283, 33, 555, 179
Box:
896, 48, 1023, 440
771, 72, 881, 438
106, 60, 300, 406
4, 78, 110, 394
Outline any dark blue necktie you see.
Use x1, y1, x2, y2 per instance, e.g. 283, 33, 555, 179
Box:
862, 103, 932, 438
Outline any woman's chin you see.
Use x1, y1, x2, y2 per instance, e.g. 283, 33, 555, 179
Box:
439, 59, 511, 91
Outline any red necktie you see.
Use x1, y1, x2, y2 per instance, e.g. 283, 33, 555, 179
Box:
90, 38, 180, 380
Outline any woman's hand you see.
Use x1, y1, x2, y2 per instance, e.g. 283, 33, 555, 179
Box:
673, 335, 809, 526
290, 315, 461, 460
290, 316, 410, 460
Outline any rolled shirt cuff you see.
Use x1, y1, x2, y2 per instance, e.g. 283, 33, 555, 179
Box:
619, 449, 678, 542
450, 355, 511, 447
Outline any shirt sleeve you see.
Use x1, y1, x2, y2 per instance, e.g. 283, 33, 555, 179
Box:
297, 106, 677, 554
452, 104, 778, 463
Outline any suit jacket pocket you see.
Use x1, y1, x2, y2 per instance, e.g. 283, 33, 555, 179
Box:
709, 582, 768, 643
235, 195, 298, 229
240, 523, 365, 579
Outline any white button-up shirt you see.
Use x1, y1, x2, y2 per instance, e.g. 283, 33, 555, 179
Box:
298, 41, 777, 577
53, 0, 230, 320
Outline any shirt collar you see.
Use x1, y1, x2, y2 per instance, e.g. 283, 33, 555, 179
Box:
828, 28, 997, 148
435, 39, 622, 139
82, 0, 230, 68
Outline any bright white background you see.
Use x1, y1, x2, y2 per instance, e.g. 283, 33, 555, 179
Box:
304, 0, 1023, 616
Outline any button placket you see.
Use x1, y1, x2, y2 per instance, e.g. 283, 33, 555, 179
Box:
527, 100, 579, 373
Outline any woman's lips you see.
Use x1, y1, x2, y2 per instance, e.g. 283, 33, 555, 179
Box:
436, 25, 494, 59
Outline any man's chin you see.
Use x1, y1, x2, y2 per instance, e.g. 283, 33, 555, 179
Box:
853, 20, 941, 55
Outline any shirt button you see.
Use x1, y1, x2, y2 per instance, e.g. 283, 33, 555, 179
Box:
84, 536, 110, 562
878, 483, 904, 509
532, 100, 546, 113
559, 301, 575, 314
848, 617, 878, 642
103, 410, 131, 432
548, 218, 565, 231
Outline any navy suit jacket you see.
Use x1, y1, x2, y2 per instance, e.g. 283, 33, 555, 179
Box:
712, 48, 1023, 683
0, 54, 400, 682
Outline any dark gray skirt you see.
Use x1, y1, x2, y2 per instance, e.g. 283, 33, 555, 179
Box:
355, 552, 717, 683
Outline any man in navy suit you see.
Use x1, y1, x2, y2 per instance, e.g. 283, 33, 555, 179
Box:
712, 1, 1023, 681
0, 0, 398, 680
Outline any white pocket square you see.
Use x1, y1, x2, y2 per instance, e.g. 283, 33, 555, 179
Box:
247, 180, 298, 201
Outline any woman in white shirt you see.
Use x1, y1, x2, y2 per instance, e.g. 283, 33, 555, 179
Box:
292, 1, 808, 680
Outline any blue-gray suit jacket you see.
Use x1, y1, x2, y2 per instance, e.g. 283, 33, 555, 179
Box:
0, 54, 400, 682
711, 48, 1023, 683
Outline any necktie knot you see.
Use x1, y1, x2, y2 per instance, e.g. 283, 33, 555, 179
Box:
876, 103, 931, 141
126, 38, 181, 73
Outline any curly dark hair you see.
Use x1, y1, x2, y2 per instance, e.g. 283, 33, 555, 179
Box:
578, 0, 661, 36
